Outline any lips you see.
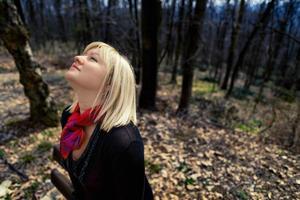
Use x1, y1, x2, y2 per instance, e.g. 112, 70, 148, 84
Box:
71, 63, 80, 71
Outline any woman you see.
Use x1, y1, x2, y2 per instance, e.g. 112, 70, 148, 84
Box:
59, 41, 154, 199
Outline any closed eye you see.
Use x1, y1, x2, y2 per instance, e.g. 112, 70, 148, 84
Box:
89, 56, 98, 62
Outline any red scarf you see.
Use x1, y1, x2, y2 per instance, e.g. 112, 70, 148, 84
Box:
60, 102, 103, 159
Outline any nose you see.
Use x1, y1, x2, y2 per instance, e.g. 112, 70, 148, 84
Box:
74, 55, 84, 64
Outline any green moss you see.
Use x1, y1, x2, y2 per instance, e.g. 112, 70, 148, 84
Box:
37, 141, 52, 153
176, 161, 192, 173
145, 160, 163, 174
234, 119, 262, 134
193, 80, 219, 96
20, 154, 35, 164
234, 189, 249, 200
184, 177, 196, 185
41, 129, 54, 137
0, 148, 5, 159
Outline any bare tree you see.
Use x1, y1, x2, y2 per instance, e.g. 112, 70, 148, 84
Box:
213, 0, 231, 84
74, 0, 92, 53
177, 0, 208, 113
170, 0, 185, 84
53, 0, 67, 41
226, 0, 277, 97
221, 0, 246, 90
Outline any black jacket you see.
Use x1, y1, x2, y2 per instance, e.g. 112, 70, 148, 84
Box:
60, 105, 154, 200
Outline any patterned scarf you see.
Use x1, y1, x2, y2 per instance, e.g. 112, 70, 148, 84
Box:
60, 102, 103, 159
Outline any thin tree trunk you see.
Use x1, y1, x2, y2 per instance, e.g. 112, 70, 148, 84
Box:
0, 1, 58, 126
134, 0, 141, 84
177, 0, 208, 113
213, 0, 230, 84
75, 0, 92, 53
105, 0, 118, 43
221, 0, 245, 90
226, 0, 277, 97
128, 0, 141, 84
170, 0, 185, 84
243, 28, 266, 90
159, 0, 176, 65
54, 0, 67, 41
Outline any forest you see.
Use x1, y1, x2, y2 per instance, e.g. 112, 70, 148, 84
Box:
0, 0, 299, 199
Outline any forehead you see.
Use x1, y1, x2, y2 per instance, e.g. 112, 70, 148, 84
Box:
84, 47, 101, 55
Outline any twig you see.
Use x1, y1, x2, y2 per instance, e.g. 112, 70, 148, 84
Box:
1, 157, 29, 182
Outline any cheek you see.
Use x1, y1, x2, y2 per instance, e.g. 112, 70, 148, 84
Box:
81, 68, 107, 90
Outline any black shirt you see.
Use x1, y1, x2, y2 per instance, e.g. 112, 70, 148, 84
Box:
60, 105, 154, 200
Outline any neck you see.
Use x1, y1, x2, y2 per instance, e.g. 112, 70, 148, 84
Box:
74, 88, 101, 114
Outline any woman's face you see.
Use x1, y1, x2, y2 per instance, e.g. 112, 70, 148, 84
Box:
65, 48, 108, 91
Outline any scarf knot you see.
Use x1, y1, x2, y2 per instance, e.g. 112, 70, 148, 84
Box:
60, 103, 103, 159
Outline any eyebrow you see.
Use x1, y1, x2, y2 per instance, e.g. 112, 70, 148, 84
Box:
84, 52, 100, 59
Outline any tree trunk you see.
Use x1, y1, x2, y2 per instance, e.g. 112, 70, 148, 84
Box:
275, 1, 296, 89
139, 0, 162, 109
177, 0, 207, 113
251, 0, 292, 101
226, 0, 276, 97
53, 0, 67, 41
170, 0, 185, 84
105, 0, 118, 44
133, 0, 141, 84
75, 0, 92, 53
13, 0, 26, 25
221, 0, 245, 90
0, 1, 58, 127
128, 0, 141, 85
213, 0, 230, 84
159, 0, 176, 65
243, 28, 266, 90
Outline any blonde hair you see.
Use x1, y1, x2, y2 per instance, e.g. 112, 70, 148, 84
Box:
67, 41, 137, 132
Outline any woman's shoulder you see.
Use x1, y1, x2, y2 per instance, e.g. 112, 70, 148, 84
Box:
104, 122, 144, 154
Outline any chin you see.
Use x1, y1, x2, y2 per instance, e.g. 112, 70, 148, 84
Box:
64, 71, 77, 85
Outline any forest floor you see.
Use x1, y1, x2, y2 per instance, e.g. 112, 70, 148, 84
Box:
0, 52, 299, 200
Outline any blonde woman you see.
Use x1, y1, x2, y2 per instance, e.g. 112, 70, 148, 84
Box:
59, 41, 153, 199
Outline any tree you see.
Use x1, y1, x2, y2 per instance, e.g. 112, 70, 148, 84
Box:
105, 0, 118, 43
139, 0, 162, 110
0, 1, 58, 126
53, 0, 67, 41
177, 0, 208, 113
243, 9, 269, 91
213, 0, 231, 84
74, 0, 92, 53
221, 0, 246, 90
170, 0, 185, 84
128, 0, 142, 84
159, 0, 176, 66
226, 0, 277, 97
